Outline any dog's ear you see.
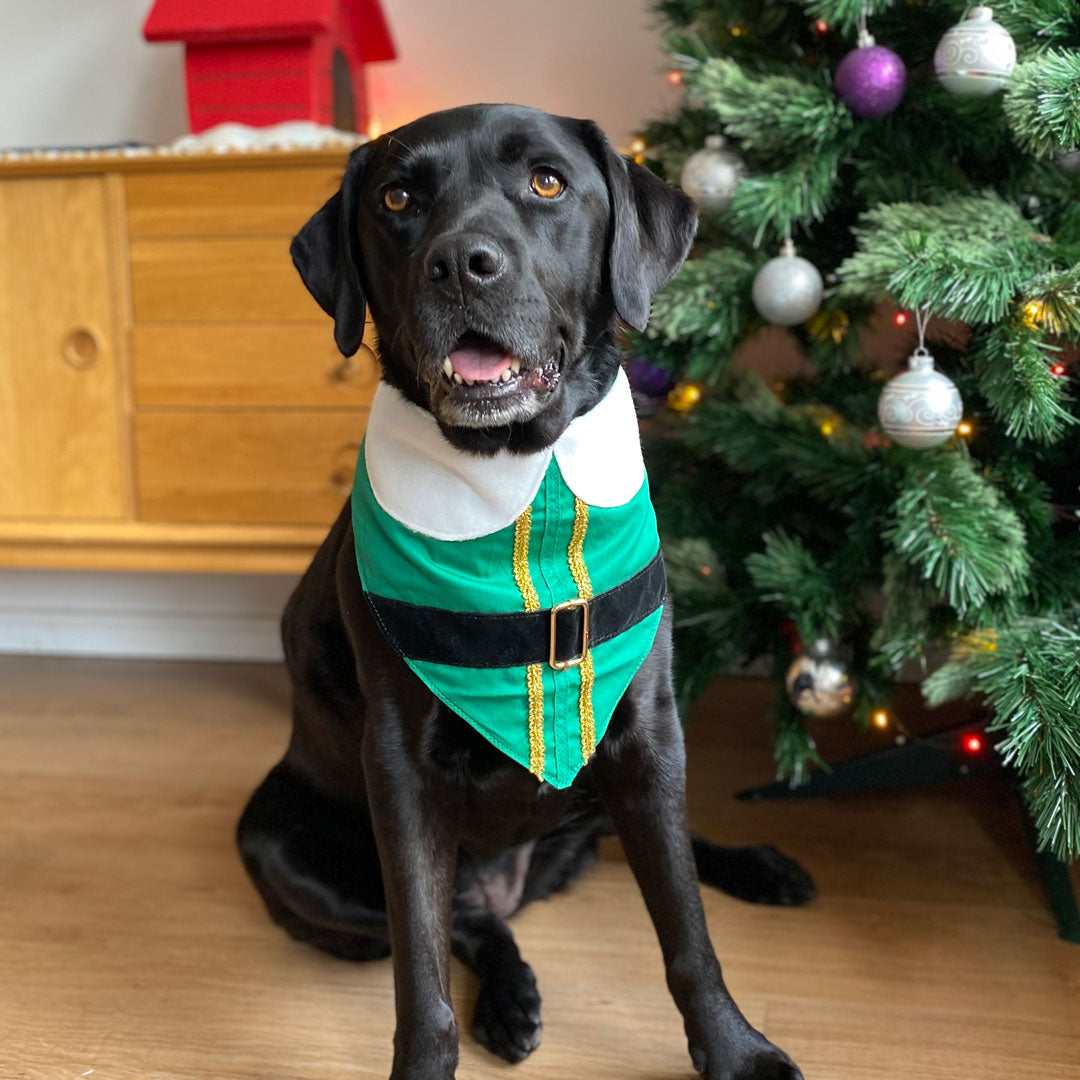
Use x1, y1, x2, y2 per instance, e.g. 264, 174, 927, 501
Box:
291, 143, 372, 357
579, 121, 698, 332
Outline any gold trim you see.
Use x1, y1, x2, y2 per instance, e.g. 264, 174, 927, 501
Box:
513, 508, 545, 779
568, 498, 597, 763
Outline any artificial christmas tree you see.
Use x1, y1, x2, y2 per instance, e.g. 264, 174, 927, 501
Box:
629, 1, 1080, 876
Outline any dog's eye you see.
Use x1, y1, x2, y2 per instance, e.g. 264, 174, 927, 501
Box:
530, 170, 565, 199
383, 187, 411, 212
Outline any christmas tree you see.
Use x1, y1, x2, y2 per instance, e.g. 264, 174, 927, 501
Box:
629, 1, 1080, 859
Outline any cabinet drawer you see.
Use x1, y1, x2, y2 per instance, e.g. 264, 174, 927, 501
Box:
133, 323, 380, 406
135, 411, 368, 525
125, 166, 344, 238
130, 236, 325, 322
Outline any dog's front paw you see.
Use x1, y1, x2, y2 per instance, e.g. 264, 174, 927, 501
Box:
471, 960, 543, 1064
692, 1038, 804, 1080
699, 843, 816, 907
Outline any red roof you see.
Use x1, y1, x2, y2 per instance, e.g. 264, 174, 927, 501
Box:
144, 0, 395, 62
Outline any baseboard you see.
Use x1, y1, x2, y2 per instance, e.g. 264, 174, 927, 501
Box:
0, 570, 299, 662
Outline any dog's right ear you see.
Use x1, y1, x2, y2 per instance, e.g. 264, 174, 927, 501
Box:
291, 144, 372, 358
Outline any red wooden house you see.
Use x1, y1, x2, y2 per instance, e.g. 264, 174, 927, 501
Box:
143, 0, 396, 134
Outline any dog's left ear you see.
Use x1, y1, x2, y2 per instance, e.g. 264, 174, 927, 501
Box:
291, 143, 373, 357
579, 121, 698, 332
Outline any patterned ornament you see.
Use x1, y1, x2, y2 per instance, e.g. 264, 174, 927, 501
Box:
667, 381, 703, 413
680, 135, 746, 214
752, 239, 824, 326
834, 29, 907, 118
934, 6, 1016, 97
877, 348, 963, 449
786, 639, 855, 719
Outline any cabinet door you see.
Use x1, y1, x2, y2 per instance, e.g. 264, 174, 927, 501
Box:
0, 177, 126, 519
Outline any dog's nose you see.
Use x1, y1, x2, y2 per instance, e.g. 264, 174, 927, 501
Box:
424, 233, 507, 296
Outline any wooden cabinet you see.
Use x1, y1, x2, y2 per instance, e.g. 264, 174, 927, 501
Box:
0, 147, 371, 573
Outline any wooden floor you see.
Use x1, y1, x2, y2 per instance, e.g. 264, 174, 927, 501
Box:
2, 656, 1078, 1080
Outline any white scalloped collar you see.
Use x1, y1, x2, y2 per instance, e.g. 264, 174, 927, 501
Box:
363, 368, 646, 541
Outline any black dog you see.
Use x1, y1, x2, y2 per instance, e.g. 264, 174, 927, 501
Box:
237, 104, 812, 1080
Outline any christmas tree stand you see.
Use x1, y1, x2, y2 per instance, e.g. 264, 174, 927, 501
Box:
736, 723, 1080, 944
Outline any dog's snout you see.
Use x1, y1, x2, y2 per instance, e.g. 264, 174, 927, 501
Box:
424, 232, 507, 296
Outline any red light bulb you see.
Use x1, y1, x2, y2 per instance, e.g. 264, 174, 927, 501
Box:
667, 69, 684, 86
1051, 363, 1067, 377
815, 19, 829, 33
894, 311, 908, 327
964, 734, 983, 754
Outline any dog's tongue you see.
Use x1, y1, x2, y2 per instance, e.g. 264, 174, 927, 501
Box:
449, 342, 513, 382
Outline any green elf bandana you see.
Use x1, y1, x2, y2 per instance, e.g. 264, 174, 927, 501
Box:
352, 369, 664, 789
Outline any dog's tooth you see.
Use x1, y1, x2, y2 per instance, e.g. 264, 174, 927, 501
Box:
464, 377, 474, 386
443, 358, 453, 378
453, 372, 463, 384
511, 358, 521, 375
501, 369, 512, 382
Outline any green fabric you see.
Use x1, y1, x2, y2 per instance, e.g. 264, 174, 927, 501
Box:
351, 445, 663, 787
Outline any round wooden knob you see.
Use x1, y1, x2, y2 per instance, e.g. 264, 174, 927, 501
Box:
62, 327, 101, 370
329, 442, 361, 496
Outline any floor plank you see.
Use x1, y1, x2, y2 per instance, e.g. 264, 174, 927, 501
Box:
1, 657, 1077, 1080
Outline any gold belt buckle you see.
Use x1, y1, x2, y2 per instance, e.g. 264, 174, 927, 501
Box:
550, 597, 590, 670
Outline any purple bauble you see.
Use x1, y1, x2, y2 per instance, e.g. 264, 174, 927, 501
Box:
628, 356, 676, 399
834, 38, 907, 118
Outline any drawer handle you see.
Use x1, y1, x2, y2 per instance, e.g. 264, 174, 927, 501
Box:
62, 327, 102, 370
329, 442, 362, 496
329, 343, 377, 385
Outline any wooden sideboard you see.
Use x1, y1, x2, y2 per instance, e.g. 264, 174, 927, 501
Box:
0, 146, 375, 573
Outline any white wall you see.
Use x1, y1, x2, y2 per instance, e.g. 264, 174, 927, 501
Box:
0, 0, 677, 150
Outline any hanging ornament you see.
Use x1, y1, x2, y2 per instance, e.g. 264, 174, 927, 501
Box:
752, 238, 824, 326
934, 6, 1016, 97
627, 356, 676, 400
785, 639, 855, 719
679, 134, 746, 215
667, 381, 703, 413
878, 347, 964, 449
834, 25, 907, 118
1056, 149, 1080, 173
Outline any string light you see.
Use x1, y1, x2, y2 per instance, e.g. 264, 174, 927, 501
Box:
814, 19, 829, 33
894, 311, 909, 327
667, 69, 684, 86
872, 709, 890, 729
1051, 362, 1067, 377
964, 734, 983, 754
956, 420, 974, 437
366, 117, 383, 140
820, 420, 836, 437
730, 23, 746, 37
629, 136, 647, 155
1023, 299, 1046, 329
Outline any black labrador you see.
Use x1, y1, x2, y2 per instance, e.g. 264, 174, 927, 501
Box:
237, 104, 812, 1080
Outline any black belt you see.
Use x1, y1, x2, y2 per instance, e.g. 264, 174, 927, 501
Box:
365, 552, 666, 670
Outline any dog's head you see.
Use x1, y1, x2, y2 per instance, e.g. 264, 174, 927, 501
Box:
292, 104, 697, 454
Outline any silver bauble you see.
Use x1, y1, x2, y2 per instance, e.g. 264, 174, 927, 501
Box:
934, 5, 1016, 97
786, 639, 855, 719
679, 134, 746, 214
751, 239, 824, 327
878, 348, 964, 449
1056, 149, 1080, 173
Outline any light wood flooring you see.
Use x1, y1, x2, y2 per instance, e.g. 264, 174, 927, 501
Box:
1, 656, 1078, 1080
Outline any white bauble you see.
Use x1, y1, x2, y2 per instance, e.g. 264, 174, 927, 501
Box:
751, 239, 824, 327
934, 5, 1017, 97
680, 135, 746, 214
878, 349, 964, 449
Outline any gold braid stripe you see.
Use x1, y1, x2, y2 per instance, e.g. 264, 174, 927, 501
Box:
513, 507, 545, 779
568, 498, 596, 763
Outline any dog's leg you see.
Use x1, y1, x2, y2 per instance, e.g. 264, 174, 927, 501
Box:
452, 911, 542, 1065
363, 714, 463, 1080
593, 677, 803, 1079
691, 834, 816, 907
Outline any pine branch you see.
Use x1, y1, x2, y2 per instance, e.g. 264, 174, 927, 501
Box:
973, 323, 1075, 444
772, 682, 826, 787
994, 0, 1080, 49
1003, 50, 1080, 157
837, 195, 1056, 323
685, 57, 853, 154
803, 0, 897, 34
924, 615, 1080, 860
886, 450, 1031, 614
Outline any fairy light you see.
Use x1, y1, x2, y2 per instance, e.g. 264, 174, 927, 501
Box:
629, 136, 647, 156
730, 23, 746, 37
366, 117, 383, 140
964, 734, 983, 754
894, 311, 908, 327
820, 420, 836, 437
814, 19, 829, 33
1051, 362, 1067, 377
956, 420, 974, 437
1023, 299, 1046, 329
872, 709, 890, 729
667, 69, 684, 86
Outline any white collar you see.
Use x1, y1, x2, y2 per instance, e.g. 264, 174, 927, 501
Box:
364, 367, 646, 541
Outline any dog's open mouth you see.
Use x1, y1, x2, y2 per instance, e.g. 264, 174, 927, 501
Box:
442, 331, 525, 397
